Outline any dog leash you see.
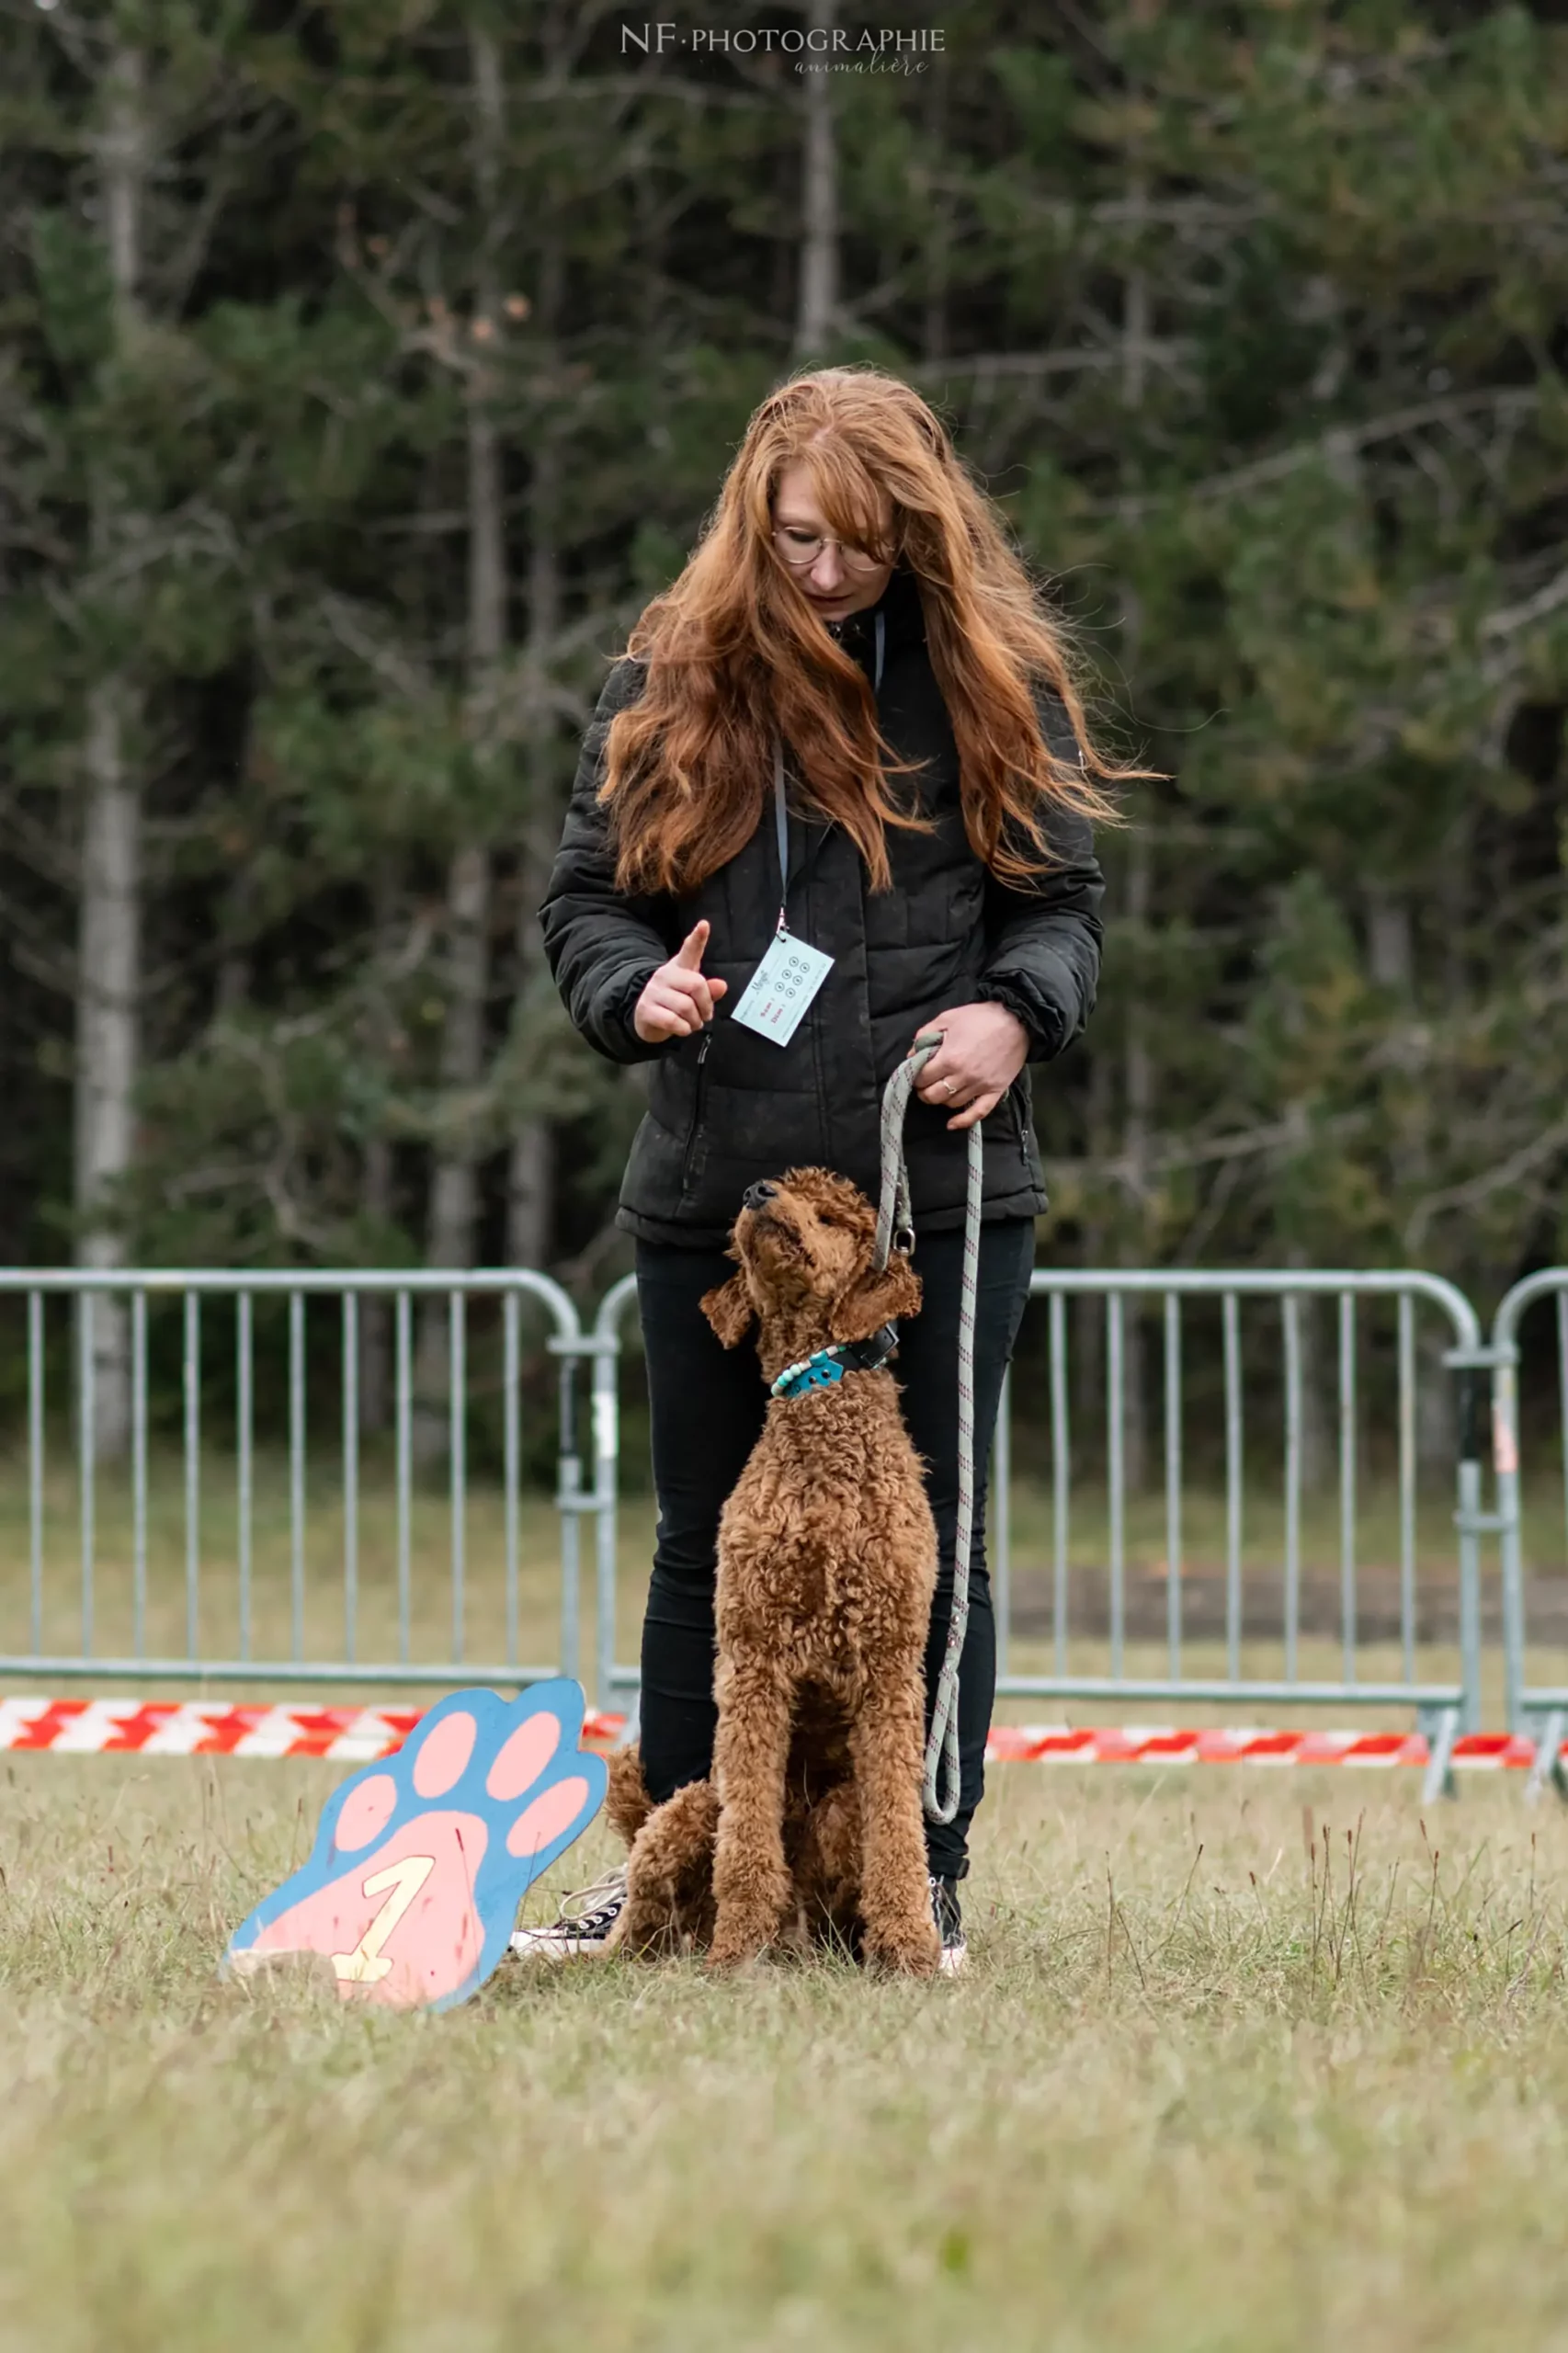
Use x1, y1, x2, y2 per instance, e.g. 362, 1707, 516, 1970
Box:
874, 1029, 983, 1827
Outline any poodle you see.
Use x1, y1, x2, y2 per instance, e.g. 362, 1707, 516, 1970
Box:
608, 1164, 942, 1977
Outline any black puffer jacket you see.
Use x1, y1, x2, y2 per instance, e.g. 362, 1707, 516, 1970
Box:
539, 563, 1105, 1248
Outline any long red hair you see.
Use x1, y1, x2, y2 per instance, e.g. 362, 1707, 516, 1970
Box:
600, 364, 1140, 898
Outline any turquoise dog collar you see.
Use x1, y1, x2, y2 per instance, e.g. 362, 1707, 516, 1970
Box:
769, 1322, 900, 1401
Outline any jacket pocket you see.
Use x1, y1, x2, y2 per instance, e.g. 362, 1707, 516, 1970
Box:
680, 1029, 713, 1192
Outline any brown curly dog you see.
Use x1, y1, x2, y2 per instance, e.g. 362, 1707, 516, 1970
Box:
607, 1165, 942, 1977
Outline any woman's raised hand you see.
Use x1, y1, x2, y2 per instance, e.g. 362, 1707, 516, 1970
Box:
632, 919, 729, 1043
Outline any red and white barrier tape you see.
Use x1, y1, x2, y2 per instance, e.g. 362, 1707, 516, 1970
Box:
984, 1724, 1541, 1769
0, 1699, 623, 1762
0, 1698, 1551, 1771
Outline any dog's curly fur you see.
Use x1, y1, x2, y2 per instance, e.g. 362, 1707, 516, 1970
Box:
608, 1165, 941, 1976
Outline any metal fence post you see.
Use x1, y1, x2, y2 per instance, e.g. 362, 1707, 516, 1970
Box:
1449, 1350, 1489, 1739
551, 1320, 581, 1687
1493, 1344, 1525, 1736
1489, 1270, 1568, 1800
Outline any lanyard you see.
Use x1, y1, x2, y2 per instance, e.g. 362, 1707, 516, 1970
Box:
770, 606, 884, 938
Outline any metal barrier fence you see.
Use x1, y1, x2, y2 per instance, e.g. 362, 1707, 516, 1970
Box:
0, 1262, 1507, 1801
583, 1267, 1490, 1800
1492, 1267, 1568, 1788
995, 1271, 1490, 1801
0, 1270, 601, 1688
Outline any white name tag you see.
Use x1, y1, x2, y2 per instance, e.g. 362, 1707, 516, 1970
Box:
728, 927, 834, 1047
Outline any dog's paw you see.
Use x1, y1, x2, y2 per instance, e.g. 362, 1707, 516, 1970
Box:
701, 1919, 767, 1976
610, 1910, 681, 1962
705, 1939, 769, 1975
863, 1920, 942, 1979
225, 1682, 607, 2011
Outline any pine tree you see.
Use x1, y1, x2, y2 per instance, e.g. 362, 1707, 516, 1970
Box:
0, 0, 1562, 1416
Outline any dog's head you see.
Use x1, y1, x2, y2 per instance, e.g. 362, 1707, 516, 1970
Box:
699, 1166, 922, 1381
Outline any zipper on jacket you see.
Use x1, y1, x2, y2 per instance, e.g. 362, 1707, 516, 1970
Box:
681, 1029, 712, 1190
1007, 1078, 1028, 1154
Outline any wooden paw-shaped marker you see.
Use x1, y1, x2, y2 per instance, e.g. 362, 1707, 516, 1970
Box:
225, 1682, 607, 2012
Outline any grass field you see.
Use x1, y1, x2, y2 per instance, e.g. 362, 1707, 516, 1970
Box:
5, 1756, 1568, 2350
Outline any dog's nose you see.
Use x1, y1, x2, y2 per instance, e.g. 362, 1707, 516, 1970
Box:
743, 1181, 778, 1211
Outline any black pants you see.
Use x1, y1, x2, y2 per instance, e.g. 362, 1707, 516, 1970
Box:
633, 1216, 1035, 1879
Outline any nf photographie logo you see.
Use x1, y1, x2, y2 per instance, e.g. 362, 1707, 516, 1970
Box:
622, 22, 945, 71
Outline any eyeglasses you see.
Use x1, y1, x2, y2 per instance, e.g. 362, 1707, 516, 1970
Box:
772, 525, 896, 575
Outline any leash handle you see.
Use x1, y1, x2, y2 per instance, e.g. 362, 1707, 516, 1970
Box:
873, 1029, 944, 1271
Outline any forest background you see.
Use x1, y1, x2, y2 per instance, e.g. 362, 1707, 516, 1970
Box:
1, 0, 1565, 1476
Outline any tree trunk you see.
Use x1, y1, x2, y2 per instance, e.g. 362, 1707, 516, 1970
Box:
506, 217, 565, 1275
1116, 165, 1153, 1493
359, 1134, 395, 1435
76, 680, 140, 1459
415, 22, 507, 1458
794, 0, 837, 358
1365, 882, 1450, 1468
1365, 885, 1412, 997
920, 61, 950, 362
359, 853, 400, 1435
74, 44, 146, 1463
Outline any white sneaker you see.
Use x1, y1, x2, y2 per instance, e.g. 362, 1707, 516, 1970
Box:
508, 1867, 627, 1961
930, 1872, 968, 1977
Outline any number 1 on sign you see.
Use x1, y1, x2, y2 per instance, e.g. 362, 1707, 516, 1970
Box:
331, 1853, 436, 1984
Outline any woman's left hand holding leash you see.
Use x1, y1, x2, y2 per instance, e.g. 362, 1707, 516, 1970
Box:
912, 1003, 1029, 1131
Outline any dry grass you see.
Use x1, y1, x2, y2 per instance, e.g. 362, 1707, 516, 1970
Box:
5, 1756, 1568, 2350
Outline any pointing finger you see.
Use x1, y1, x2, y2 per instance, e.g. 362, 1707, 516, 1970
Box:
666, 970, 716, 1023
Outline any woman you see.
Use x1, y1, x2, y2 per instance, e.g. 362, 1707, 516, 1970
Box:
524, 366, 1126, 1973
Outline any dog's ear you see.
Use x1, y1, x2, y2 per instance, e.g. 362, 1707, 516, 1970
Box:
827, 1249, 923, 1344
699, 1271, 757, 1349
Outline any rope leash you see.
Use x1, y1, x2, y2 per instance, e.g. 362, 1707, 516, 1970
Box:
874, 1028, 983, 1826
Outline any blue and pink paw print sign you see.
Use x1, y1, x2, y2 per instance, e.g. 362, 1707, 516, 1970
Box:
226, 1682, 607, 2011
